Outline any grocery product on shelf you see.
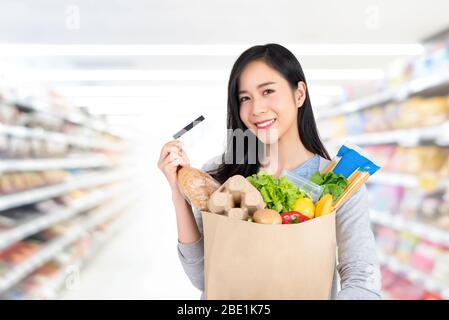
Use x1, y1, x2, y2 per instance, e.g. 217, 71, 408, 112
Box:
0, 87, 123, 143
0, 240, 41, 267
321, 95, 449, 141
410, 240, 445, 273
0, 203, 52, 229
389, 39, 449, 86
1, 93, 127, 159
0, 171, 69, 195
373, 226, 398, 255
386, 276, 428, 300
395, 231, 420, 262
368, 184, 405, 213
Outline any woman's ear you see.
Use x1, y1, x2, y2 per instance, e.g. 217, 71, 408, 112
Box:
295, 81, 307, 108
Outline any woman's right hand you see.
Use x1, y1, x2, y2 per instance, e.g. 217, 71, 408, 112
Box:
157, 140, 190, 194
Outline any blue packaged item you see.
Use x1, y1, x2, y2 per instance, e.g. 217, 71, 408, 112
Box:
332, 142, 381, 178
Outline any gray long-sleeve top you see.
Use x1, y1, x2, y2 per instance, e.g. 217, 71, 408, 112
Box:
177, 154, 382, 300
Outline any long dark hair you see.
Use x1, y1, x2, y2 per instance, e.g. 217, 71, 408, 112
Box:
209, 43, 330, 184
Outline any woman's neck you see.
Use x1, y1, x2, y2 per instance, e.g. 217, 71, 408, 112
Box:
261, 123, 314, 177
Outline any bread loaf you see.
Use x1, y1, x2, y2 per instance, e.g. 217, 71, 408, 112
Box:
177, 166, 221, 211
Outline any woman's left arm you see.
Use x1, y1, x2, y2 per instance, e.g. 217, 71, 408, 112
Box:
335, 184, 382, 300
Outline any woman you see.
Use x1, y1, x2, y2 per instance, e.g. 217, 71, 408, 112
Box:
157, 43, 381, 300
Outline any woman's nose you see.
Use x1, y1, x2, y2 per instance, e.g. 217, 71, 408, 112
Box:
252, 97, 268, 116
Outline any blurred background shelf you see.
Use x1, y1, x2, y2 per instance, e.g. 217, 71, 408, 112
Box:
317, 71, 449, 120
0, 169, 136, 211
0, 182, 136, 250
1, 62, 145, 299
0, 155, 113, 172
378, 251, 449, 300
0, 124, 125, 152
36, 206, 137, 300
368, 172, 449, 190
0, 191, 142, 294
371, 210, 449, 247
314, 20, 449, 300
2, 95, 126, 140
325, 121, 449, 147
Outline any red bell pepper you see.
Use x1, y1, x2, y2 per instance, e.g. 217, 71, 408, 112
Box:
281, 211, 310, 224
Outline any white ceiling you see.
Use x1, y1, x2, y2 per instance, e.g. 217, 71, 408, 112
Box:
0, 0, 448, 117
1, 0, 448, 44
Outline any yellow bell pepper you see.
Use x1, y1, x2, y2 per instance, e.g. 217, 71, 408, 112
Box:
293, 197, 315, 219
315, 194, 334, 217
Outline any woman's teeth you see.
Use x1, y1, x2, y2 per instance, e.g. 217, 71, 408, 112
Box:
256, 119, 275, 129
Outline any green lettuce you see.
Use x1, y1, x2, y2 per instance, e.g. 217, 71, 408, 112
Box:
247, 172, 308, 213
309, 171, 348, 201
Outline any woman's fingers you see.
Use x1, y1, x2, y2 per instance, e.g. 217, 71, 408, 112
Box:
158, 141, 183, 168
160, 143, 182, 161
179, 148, 190, 166
159, 140, 183, 161
160, 151, 187, 172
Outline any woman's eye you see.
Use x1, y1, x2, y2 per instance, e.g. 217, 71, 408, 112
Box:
263, 89, 274, 95
239, 96, 249, 103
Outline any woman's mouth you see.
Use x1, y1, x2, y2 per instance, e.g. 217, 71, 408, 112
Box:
255, 118, 276, 129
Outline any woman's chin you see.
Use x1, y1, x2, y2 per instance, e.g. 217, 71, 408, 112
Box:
256, 129, 279, 145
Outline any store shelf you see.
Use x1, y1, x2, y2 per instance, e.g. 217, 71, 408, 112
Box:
378, 251, 449, 299
325, 121, 449, 147
36, 264, 71, 300
0, 124, 125, 152
0, 182, 135, 250
0, 169, 136, 212
0, 191, 141, 294
44, 203, 138, 299
6, 96, 124, 140
370, 210, 449, 247
368, 173, 419, 188
317, 70, 449, 120
317, 90, 394, 120
0, 155, 114, 173
0, 226, 81, 294
368, 172, 449, 190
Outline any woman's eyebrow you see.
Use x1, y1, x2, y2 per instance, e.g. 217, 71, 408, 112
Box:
238, 81, 276, 94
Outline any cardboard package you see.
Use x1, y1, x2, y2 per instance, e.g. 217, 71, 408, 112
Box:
207, 175, 266, 219
201, 210, 337, 300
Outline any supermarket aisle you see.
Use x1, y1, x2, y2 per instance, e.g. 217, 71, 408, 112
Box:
2, 0, 449, 301
60, 173, 200, 300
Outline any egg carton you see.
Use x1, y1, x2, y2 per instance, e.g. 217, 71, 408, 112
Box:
207, 175, 266, 220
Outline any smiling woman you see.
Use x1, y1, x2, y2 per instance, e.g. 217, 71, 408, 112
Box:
209, 43, 330, 182
160, 43, 382, 300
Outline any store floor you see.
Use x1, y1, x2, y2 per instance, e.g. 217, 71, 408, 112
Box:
60, 182, 201, 300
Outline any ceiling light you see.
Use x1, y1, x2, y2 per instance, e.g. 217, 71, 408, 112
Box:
0, 44, 424, 56
7, 68, 384, 81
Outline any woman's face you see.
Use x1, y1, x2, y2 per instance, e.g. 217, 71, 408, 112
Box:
238, 60, 305, 145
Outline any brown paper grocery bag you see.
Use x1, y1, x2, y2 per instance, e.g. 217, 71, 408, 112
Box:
201, 211, 336, 300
